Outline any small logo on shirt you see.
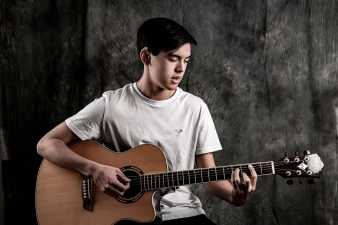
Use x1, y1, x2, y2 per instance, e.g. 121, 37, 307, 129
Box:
174, 129, 183, 134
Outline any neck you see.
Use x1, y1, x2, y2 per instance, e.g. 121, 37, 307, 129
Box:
137, 161, 275, 191
137, 73, 176, 101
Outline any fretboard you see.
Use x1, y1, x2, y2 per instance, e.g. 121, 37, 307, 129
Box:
137, 161, 275, 191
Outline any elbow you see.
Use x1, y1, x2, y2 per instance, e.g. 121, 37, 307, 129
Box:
36, 138, 48, 157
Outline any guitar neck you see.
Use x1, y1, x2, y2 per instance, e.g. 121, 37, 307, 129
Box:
139, 161, 275, 191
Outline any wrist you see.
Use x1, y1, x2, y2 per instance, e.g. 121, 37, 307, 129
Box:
82, 160, 100, 177
231, 189, 247, 207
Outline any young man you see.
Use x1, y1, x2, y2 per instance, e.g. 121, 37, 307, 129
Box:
37, 18, 257, 225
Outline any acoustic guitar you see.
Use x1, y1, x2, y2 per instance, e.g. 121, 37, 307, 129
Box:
35, 141, 324, 225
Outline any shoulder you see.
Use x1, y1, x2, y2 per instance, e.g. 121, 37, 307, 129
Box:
100, 83, 134, 102
177, 88, 208, 112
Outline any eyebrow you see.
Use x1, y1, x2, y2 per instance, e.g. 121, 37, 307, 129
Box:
167, 53, 191, 60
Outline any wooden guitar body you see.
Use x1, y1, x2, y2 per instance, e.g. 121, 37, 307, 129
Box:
35, 141, 168, 225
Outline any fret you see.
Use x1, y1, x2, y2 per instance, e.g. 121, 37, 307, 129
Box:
155, 174, 158, 189
167, 173, 170, 187
145, 175, 148, 190
157, 174, 159, 189
151, 174, 154, 190
174, 172, 178, 186
176, 172, 180, 186
158, 175, 161, 189
185, 170, 189, 185
188, 170, 191, 184
214, 167, 217, 181
262, 162, 268, 175
259, 162, 263, 175
207, 168, 210, 182
221, 167, 225, 178
196, 170, 199, 183
162, 173, 165, 188
271, 161, 275, 174
154, 174, 157, 189
182, 171, 184, 185
171, 172, 175, 187
200, 169, 203, 183
192, 170, 196, 183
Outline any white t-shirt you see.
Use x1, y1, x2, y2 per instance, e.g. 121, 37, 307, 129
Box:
65, 83, 222, 220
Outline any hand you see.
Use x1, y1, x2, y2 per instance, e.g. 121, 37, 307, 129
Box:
231, 164, 257, 206
91, 163, 131, 195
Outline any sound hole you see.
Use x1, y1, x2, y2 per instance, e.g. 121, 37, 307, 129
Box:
117, 166, 144, 203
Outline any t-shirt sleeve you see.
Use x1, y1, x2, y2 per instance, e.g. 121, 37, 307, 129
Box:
195, 101, 222, 155
65, 96, 105, 141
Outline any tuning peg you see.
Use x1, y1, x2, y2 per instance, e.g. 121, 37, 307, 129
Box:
306, 170, 312, 175
295, 151, 299, 156
283, 153, 290, 163
287, 180, 294, 185
303, 150, 311, 155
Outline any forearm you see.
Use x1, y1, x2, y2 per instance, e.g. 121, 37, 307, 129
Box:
208, 180, 245, 206
37, 138, 97, 176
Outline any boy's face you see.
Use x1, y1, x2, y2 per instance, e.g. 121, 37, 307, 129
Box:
148, 43, 191, 91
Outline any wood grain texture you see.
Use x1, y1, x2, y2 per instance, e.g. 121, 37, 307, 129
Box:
36, 141, 166, 225
1, 0, 337, 225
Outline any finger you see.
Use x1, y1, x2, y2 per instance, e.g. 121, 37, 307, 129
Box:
235, 168, 241, 186
242, 172, 252, 192
111, 178, 130, 192
232, 168, 241, 190
117, 170, 131, 183
248, 164, 257, 191
231, 169, 238, 190
106, 184, 124, 196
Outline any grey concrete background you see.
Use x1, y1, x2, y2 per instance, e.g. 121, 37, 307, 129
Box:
1, 0, 337, 225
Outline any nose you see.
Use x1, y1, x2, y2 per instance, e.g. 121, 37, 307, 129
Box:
175, 61, 185, 73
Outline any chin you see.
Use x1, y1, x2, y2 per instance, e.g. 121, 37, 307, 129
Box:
166, 84, 179, 90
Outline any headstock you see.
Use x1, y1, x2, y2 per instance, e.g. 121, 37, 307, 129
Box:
275, 151, 324, 182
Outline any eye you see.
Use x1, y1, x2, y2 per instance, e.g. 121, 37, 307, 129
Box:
168, 56, 178, 62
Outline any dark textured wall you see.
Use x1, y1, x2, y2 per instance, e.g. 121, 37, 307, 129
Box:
1, 1, 337, 225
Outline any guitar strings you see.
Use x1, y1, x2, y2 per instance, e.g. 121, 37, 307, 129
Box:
123, 161, 300, 180
127, 168, 304, 191
103, 161, 308, 189
124, 163, 303, 180
122, 167, 301, 188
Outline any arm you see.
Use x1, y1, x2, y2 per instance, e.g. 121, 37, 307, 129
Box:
36, 122, 130, 194
196, 152, 257, 206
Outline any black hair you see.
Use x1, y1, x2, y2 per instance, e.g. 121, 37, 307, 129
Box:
137, 17, 197, 56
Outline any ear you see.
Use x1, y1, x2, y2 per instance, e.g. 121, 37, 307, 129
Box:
139, 47, 151, 65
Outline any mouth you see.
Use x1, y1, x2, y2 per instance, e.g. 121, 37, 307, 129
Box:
171, 76, 182, 84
